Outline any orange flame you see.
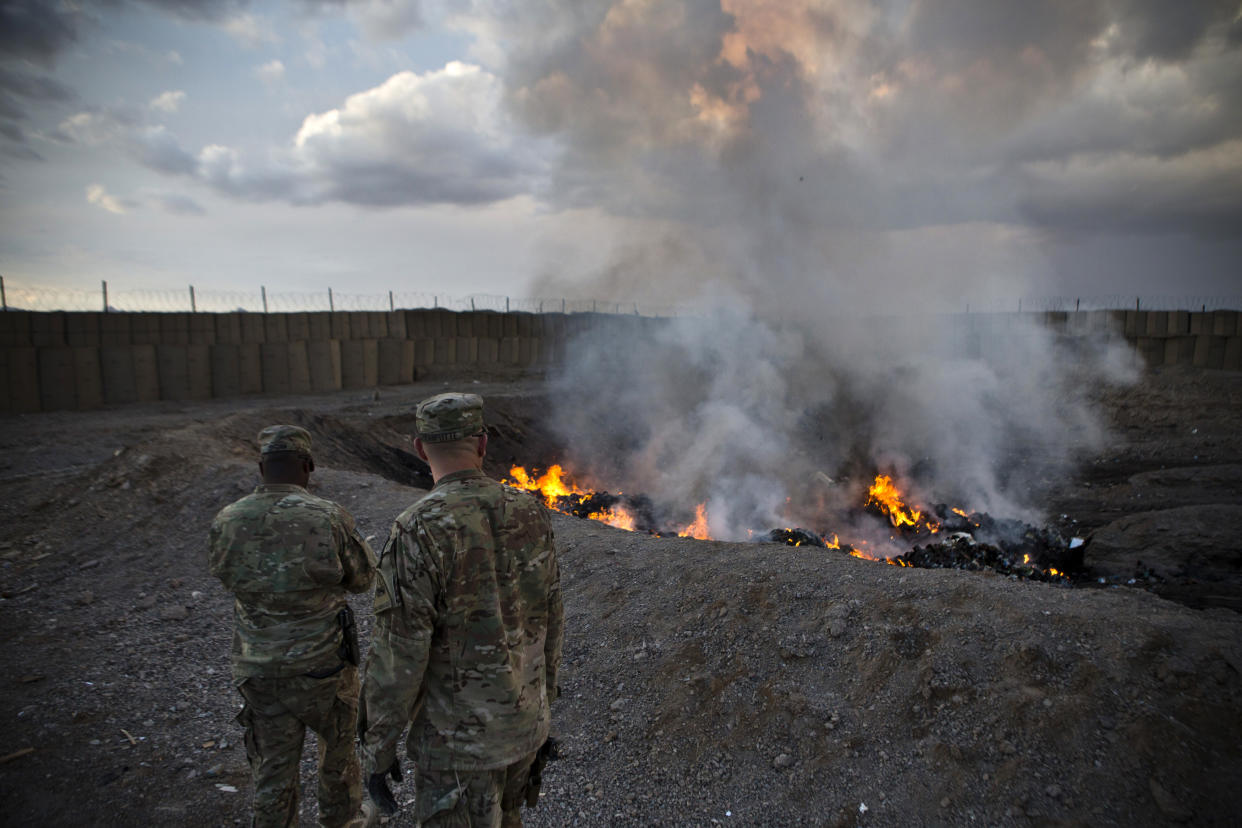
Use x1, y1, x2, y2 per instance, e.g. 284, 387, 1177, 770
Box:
507, 464, 589, 508
587, 506, 637, 532
825, 534, 840, 549
678, 503, 712, 540
867, 475, 923, 527
866, 475, 940, 533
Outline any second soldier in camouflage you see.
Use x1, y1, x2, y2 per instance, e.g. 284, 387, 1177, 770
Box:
360, 393, 564, 827
209, 425, 377, 828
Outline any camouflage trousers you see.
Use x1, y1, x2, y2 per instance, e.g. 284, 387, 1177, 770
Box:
236, 665, 363, 828
414, 751, 537, 828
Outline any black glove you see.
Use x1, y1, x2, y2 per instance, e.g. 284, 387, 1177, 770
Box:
367, 760, 402, 815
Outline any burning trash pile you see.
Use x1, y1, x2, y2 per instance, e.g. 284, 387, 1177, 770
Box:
506, 467, 1086, 584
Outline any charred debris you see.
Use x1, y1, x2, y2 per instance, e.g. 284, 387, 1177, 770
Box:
507, 466, 1162, 593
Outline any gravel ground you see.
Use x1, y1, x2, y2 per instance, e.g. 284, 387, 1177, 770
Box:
1, 368, 1239, 826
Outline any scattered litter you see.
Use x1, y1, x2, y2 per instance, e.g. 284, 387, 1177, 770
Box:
121, 729, 137, 746
859, 802, 868, 814
0, 747, 35, 765
19, 675, 44, 684
202, 740, 216, 749
215, 784, 238, 793
79, 560, 100, 570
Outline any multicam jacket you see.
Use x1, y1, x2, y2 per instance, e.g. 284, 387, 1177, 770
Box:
209, 483, 376, 681
362, 469, 563, 773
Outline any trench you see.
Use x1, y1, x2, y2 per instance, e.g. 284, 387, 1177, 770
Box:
311, 390, 1242, 615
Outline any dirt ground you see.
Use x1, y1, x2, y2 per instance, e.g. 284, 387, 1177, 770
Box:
1, 365, 1240, 827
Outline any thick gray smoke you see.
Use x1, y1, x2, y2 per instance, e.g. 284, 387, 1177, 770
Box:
481, 0, 1173, 539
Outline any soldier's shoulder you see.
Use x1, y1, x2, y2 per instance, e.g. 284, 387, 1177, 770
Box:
402, 483, 493, 530
212, 492, 264, 525
294, 489, 348, 513
501, 483, 552, 516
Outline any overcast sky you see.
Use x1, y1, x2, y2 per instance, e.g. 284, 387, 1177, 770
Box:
1, 0, 1239, 309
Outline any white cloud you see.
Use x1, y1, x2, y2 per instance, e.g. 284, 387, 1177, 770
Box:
85, 184, 128, 214
149, 90, 186, 113
223, 13, 279, 48
178, 62, 552, 207
166, 50, 183, 65
58, 110, 132, 145
255, 59, 285, 85
286, 62, 550, 205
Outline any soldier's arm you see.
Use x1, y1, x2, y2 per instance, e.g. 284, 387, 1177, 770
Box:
361, 520, 439, 775
336, 507, 377, 593
544, 525, 564, 708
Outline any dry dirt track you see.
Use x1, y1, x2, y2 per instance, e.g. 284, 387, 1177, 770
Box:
0, 367, 1240, 827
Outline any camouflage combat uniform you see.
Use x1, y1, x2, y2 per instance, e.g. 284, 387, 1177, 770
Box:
361, 394, 563, 828
209, 425, 377, 828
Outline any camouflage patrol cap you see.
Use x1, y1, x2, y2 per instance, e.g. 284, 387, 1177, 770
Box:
258, 424, 313, 456
416, 392, 485, 443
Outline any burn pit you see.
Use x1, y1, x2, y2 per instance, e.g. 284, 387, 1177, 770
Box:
505, 464, 1091, 585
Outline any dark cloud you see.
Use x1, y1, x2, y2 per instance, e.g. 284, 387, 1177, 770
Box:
0, 0, 81, 65
129, 0, 248, 22
0, 68, 74, 104
1112, 0, 1238, 62
0, 66, 76, 153
487, 0, 1242, 262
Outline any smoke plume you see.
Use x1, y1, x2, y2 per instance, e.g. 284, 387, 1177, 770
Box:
487, 0, 1156, 539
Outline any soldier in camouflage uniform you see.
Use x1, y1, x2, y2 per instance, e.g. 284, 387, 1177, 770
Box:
209, 425, 377, 828
360, 393, 563, 827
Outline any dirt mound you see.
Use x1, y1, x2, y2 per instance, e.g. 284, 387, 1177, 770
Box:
529, 519, 1241, 826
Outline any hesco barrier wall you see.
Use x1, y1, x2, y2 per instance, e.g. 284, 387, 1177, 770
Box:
1, 308, 1239, 413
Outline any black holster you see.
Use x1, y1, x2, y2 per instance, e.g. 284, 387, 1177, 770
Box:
524, 736, 559, 808
337, 605, 360, 666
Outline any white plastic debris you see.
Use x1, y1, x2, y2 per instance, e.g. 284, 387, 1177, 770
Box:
859, 802, 869, 814
215, 784, 238, 793
1069, 537, 1084, 549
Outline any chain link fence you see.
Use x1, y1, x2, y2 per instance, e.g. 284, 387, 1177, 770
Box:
0, 278, 1238, 315
0, 280, 690, 316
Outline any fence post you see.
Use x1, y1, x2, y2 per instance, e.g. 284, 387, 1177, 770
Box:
1136, 297, 1140, 311
389, 290, 394, 312
539, 300, 544, 313
102, 280, 108, 312
506, 296, 510, 312
1075, 298, 1080, 311
329, 287, 334, 312
434, 296, 438, 309
0, 274, 5, 311
471, 297, 475, 311
262, 285, 268, 314
190, 285, 196, 313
